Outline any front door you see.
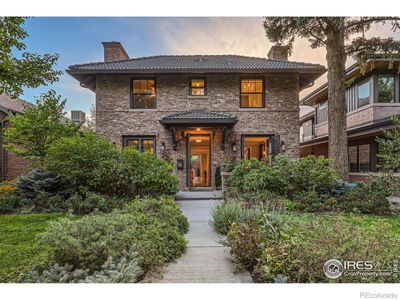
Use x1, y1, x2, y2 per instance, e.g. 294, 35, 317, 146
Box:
188, 134, 211, 187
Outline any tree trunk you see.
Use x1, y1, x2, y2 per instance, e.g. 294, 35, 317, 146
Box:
326, 22, 349, 180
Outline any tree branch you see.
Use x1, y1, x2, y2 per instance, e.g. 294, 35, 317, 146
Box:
344, 17, 400, 31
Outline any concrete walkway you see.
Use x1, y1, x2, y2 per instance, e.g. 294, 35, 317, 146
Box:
158, 199, 252, 283
175, 190, 223, 200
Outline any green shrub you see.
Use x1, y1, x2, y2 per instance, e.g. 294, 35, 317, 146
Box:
121, 196, 188, 234
24, 245, 143, 283
20, 192, 66, 213
291, 191, 337, 212
65, 191, 124, 214
0, 189, 23, 214
44, 131, 123, 196
212, 200, 287, 235
17, 169, 70, 199
337, 181, 392, 214
225, 155, 337, 200
120, 147, 179, 197
211, 202, 243, 234
227, 212, 292, 272
40, 197, 187, 275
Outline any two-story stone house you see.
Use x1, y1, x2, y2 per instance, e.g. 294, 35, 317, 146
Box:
67, 42, 326, 190
300, 59, 400, 181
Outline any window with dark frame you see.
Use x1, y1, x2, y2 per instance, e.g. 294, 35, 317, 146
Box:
123, 136, 156, 155
132, 79, 156, 109
240, 79, 264, 108
348, 143, 370, 172
190, 79, 206, 96
242, 135, 270, 161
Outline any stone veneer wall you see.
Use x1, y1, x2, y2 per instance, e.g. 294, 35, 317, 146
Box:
96, 74, 300, 190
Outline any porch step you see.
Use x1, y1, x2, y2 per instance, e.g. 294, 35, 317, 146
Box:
175, 191, 223, 200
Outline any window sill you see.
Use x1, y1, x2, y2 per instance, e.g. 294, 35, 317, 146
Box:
129, 109, 158, 112
315, 121, 327, 127
188, 96, 208, 99
238, 108, 267, 112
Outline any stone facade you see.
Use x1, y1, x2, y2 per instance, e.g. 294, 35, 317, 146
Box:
96, 73, 300, 190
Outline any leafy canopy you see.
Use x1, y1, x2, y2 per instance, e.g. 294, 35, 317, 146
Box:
3, 90, 80, 163
0, 17, 61, 98
263, 17, 400, 69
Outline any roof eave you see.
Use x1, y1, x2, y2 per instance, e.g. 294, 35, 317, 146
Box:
159, 118, 238, 129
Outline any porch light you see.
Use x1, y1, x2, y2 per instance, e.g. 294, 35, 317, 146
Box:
232, 143, 237, 152
195, 139, 202, 143
281, 141, 286, 151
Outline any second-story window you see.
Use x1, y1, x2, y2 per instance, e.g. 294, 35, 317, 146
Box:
377, 75, 395, 103
316, 101, 328, 124
132, 79, 156, 109
190, 79, 206, 96
357, 79, 370, 108
240, 79, 264, 108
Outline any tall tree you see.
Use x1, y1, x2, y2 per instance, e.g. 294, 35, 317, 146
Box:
0, 17, 61, 98
263, 17, 400, 180
4, 90, 80, 165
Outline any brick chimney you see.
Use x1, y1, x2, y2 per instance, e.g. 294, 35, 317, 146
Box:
102, 41, 130, 62
267, 43, 289, 61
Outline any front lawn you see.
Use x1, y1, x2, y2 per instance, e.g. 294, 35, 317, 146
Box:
0, 214, 64, 282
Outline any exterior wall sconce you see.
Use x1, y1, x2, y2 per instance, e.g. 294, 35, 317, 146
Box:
232, 143, 237, 152
281, 141, 286, 151
160, 142, 166, 151
177, 159, 184, 170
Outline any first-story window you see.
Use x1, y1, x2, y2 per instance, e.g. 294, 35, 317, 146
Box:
242, 135, 270, 161
348, 144, 370, 172
123, 136, 156, 154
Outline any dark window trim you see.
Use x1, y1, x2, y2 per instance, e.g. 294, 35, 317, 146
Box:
356, 78, 371, 108
239, 77, 266, 108
122, 135, 157, 154
240, 134, 274, 160
130, 78, 157, 109
189, 77, 207, 96
348, 142, 371, 172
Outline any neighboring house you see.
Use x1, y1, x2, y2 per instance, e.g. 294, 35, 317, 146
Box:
300, 59, 400, 181
67, 41, 326, 190
0, 94, 33, 181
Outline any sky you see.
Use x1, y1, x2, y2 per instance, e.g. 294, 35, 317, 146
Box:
20, 17, 400, 117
